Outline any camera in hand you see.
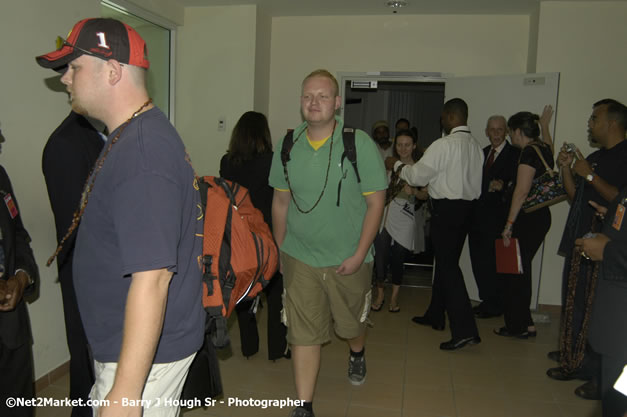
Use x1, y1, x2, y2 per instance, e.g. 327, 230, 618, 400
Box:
565, 143, 577, 154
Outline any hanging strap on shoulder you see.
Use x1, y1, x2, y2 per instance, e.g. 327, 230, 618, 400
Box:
529, 144, 556, 175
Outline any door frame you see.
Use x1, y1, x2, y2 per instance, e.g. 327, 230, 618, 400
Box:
338, 71, 449, 119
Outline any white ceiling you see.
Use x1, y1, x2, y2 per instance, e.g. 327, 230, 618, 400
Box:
172, 0, 583, 16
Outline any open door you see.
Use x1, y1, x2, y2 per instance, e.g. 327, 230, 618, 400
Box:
338, 71, 560, 307
445, 72, 560, 309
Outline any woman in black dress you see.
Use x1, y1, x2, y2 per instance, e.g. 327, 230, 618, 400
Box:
496, 110, 554, 339
219, 111, 289, 360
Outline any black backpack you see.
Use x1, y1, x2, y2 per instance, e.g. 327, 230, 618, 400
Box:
280, 127, 361, 206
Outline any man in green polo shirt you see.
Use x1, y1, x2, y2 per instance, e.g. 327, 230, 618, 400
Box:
270, 69, 387, 417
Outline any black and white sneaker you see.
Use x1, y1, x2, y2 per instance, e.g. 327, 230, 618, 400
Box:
348, 354, 367, 385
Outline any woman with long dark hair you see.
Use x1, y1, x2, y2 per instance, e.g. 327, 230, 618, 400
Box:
372, 129, 427, 313
219, 111, 289, 360
496, 110, 554, 338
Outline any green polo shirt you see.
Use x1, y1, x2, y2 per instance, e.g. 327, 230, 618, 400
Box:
269, 117, 387, 267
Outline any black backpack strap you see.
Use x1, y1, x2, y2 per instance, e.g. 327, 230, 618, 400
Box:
198, 177, 210, 211
280, 130, 295, 176
337, 127, 360, 206
342, 127, 360, 182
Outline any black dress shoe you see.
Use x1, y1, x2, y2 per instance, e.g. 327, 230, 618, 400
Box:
546, 367, 587, 381
271, 348, 291, 362
547, 350, 560, 362
575, 380, 601, 400
493, 327, 536, 339
411, 315, 444, 331
440, 336, 481, 351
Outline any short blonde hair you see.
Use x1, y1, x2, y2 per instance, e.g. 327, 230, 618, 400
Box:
302, 69, 339, 97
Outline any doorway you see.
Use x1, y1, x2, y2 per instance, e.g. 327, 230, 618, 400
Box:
344, 80, 445, 151
339, 71, 560, 305
342, 77, 445, 287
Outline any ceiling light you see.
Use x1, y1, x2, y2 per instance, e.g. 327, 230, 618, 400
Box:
386, 0, 408, 9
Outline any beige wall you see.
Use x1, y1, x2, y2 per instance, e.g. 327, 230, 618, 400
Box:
0, 0, 101, 379
175, 5, 257, 176
527, 5, 540, 72
254, 7, 272, 117
535, 1, 627, 305
268, 14, 529, 140
128, 0, 184, 25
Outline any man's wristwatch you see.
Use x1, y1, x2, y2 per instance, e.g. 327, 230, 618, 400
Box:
586, 174, 595, 183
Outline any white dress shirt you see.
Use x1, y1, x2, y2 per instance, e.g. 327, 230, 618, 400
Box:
394, 126, 484, 200
486, 140, 506, 164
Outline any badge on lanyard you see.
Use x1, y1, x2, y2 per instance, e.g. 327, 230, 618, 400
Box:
3, 193, 18, 219
613, 203, 625, 231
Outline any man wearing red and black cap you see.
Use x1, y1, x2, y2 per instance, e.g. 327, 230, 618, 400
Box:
37, 18, 204, 417
37, 18, 150, 72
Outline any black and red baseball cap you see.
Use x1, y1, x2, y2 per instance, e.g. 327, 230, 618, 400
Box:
36, 18, 150, 72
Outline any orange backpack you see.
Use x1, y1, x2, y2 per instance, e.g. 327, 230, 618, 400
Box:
198, 176, 278, 348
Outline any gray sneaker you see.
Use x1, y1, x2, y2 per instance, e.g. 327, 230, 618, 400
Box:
289, 406, 314, 417
348, 354, 367, 385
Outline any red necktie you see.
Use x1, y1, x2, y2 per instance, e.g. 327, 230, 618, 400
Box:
485, 148, 496, 171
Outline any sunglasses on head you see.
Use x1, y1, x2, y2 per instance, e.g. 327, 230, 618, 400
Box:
56, 36, 103, 60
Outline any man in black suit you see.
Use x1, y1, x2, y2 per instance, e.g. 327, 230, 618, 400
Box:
0, 158, 39, 417
576, 186, 627, 417
469, 115, 520, 318
550, 99, 627, 400
42, 111, 103, 417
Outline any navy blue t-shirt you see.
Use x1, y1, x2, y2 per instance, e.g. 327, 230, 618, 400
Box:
73, 107, 204, 363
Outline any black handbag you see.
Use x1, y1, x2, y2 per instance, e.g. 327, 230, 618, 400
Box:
181, 319, 223, 401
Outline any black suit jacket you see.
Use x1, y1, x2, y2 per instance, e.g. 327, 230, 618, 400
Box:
0, 165, 39, 349
474, 142, 520, 231
42, 111, 104, 270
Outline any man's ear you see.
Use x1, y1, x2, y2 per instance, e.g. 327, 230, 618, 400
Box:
606, 117, 617, 132
335, 95, 342, 111
106, 60, 123, 85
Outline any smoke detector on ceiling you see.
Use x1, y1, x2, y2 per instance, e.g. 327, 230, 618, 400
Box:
386, 0, 408, 9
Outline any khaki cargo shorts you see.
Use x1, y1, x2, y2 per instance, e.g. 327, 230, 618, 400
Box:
281, 252, 372, 345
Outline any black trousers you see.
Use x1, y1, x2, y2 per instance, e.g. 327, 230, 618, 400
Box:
468, 205, 505, 314
374, 228, 410, 286
0, 341, 34, 417
59, 257, 94, 417
425, 199, 479, 340
236, 272, 288, 360
501, 207, 551, 334
600, 354, 627, 417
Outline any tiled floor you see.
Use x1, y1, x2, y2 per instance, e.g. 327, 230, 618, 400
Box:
35, 285, 602, 417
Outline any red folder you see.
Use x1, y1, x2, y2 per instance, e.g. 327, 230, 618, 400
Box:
495, 238, 523, 274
